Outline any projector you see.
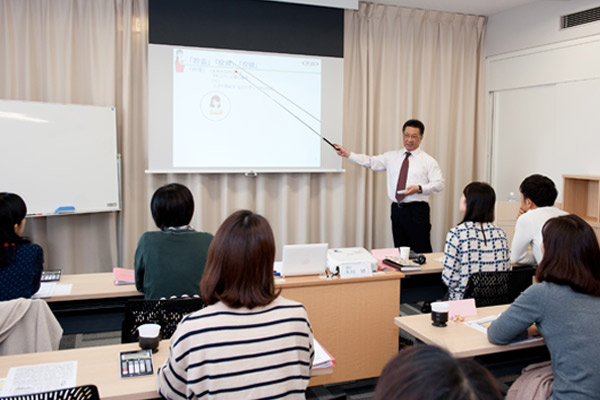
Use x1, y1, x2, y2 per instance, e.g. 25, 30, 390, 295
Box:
326, 247, 379, 273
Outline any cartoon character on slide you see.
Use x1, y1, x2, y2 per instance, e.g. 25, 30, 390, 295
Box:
175, 50, 185, 73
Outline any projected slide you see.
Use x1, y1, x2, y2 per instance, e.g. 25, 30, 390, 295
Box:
172, 48, 322, 168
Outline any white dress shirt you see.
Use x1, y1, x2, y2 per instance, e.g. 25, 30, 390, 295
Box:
510, 206, 568, 265
348, 148, 445, 203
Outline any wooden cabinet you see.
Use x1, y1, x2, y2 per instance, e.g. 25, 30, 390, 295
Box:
563, 175, 600, 242
495, 201, 521, 244
563, 175, 600, 226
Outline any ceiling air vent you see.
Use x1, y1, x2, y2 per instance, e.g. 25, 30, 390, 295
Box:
561, 6, 600, 29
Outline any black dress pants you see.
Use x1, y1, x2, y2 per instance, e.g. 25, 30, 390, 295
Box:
390, 201, 432, 253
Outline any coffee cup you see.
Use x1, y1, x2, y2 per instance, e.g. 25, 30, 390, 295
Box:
399, 246, 410, 260
431, 302, 449, 327
138, 323, 161, 353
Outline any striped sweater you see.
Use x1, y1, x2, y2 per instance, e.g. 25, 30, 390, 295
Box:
156, 296, 314, 399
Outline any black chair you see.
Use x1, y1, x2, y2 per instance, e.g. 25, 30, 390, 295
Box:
463, 267, 536, 307
121, 297, 205, 343
0, 385, 100, 400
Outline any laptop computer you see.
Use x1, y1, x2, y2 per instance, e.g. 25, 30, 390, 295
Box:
276, 243, 328, 277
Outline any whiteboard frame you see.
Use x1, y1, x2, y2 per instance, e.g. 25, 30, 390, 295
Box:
0, 100, 121, 216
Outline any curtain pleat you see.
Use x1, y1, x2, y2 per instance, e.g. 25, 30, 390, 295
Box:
345, 3, 487, 251
0, 0, 147, 273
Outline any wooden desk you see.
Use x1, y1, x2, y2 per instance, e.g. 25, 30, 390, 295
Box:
396, 252, 445, 303
401, 252, 444, 276
0, 340, 331, 399
46, 271, 402, 385
46, 273, 141, 302
394, 304, 545, 358
0, 341, 166, 400
46, 273, 142, 335
278, 271, 403, 385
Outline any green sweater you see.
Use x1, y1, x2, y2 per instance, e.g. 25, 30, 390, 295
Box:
134, 230, 213, 299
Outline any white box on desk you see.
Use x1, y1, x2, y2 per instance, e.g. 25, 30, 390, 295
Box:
327, 247, 379, 273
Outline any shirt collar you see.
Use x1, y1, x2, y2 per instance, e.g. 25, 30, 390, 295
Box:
402, 147, 421, 156
163, 225, 193, 231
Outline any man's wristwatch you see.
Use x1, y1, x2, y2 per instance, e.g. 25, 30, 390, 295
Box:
418, 185, 423, 194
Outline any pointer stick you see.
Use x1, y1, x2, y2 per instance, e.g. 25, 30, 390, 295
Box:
232, 61, 339, 151
322, 137, 339, 150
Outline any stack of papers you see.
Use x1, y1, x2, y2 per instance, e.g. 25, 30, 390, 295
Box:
372, 248, 422, 271
313, 339, 336, 369
382, 256, 422, 271
113, 267, 135, 285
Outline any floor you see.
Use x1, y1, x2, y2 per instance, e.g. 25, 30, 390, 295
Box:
59, 302, 532, 400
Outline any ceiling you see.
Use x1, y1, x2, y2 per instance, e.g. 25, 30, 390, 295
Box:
369, 0, 548, 17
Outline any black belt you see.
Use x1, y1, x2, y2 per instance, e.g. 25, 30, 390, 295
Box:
393, 201, 427, 208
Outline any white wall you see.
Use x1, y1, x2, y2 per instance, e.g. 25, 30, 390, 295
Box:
487, 0, 600, 57
486, 0, 600, 202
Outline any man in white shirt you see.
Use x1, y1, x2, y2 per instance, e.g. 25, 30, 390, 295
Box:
511, 174, 567, 265
334, 119, 444, 253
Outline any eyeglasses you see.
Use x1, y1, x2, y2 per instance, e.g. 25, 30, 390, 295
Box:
403, 134, 422, 140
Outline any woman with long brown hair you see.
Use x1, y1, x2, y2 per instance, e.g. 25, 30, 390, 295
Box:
157, 210, 313, 399
488, 214, 600, 399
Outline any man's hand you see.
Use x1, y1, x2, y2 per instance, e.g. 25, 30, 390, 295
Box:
403, 185, 420, 195
333, 144, 350, 158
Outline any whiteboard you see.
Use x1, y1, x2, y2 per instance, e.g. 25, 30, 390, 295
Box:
491, 78, 600, 202
0, 100, 120, 215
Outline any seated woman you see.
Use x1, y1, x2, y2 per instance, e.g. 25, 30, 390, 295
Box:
442, 182, 511, 300
156, 210, 314, 399
134, 183, 213, 299
374, 345, 502, 400
0, 193, 43, 301
488, 215, 600, 400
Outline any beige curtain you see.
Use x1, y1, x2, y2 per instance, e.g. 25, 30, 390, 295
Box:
1, 1, 485, 273
0, 0, 148, 273
344, 3, 487, 251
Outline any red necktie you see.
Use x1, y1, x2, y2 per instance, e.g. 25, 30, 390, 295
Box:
395, 152, 411, 202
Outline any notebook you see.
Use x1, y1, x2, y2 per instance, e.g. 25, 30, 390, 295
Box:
277, 243, 328, 277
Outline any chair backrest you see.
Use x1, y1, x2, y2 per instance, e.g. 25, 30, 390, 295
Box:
121, 297, 205, 343
463, 267, 535, 307
0, 384, 100, 400
508, 266, 537, 299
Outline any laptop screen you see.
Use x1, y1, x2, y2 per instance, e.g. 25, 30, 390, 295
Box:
279, 243, 328, 277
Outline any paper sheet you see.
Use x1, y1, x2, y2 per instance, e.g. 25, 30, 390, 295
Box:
313, 339, 336, 369
463, 315, 499, 334
52, 284, 73, 296
113, 267, 135, 285
370, 248, 400, 270
32, 282, 56, 299
463, 315, 544, 346
443, 298, 477, 319
3, 361, 77, 396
